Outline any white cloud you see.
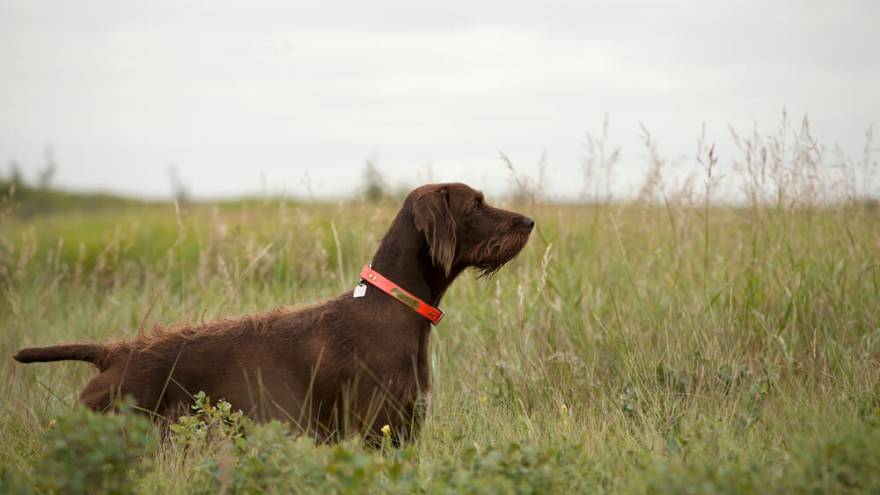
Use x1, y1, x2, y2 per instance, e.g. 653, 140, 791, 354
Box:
1, 0, 877, 199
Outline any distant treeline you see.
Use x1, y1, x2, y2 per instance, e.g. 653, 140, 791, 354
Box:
0, 180, 146, 219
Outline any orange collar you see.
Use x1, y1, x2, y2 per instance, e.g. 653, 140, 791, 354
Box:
357, 265, 444, 325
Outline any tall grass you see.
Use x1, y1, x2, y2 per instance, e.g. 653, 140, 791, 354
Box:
1, 115, 878, 493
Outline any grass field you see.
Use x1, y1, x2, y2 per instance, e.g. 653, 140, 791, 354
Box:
1, 158, 880, 492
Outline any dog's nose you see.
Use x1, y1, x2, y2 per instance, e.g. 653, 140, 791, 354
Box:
521, 217, 535, 230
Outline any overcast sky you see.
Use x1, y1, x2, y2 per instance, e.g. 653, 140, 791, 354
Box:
1, 0, 878, 199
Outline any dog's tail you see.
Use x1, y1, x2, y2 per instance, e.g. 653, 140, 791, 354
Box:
14, 344, 107, 369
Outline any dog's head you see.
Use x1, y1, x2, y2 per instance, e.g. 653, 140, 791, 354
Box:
410, 183, 534, 277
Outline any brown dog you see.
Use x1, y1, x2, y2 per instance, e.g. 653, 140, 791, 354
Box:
14, 183, 533, 442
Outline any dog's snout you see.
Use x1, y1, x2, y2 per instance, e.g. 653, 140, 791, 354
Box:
521, 216, 535, 230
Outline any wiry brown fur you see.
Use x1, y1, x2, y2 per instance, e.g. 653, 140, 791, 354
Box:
13, 183, 534, 443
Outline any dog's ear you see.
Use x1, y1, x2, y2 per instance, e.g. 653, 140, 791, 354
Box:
413, 188, 457, 275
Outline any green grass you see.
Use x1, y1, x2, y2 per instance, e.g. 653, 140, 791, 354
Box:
1, 188, 879, 493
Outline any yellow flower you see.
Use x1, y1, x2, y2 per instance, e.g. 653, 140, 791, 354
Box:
381, 424, 391, 436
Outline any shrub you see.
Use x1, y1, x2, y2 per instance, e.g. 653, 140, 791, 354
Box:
0, 464, 32, 495
165, 392, 583, 494
165, 392, 416, 494
177, 421, 418, 494
234, 425, 418, 494
642, 414, 880, 495
783, 412, 880, 494
168, 391, 248, 453
34, 404, 155, 495
425, 442, 585, 495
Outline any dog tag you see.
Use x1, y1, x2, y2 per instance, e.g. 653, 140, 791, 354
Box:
352, 283, 367, 298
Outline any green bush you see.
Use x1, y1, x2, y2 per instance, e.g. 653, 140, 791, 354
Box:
642, 415, 880, 495
232, 424, 419, 494
161, 392, 583, 494
168, 391, 248, 453
33, 405, 155, 495
190, 429, 581, 494
167, 395, 418, 494
783, 413, 880, 494
0, 464, 32, 495
424, 442, 586, 495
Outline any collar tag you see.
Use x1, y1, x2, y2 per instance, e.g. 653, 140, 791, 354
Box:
352, 282, 367, 298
